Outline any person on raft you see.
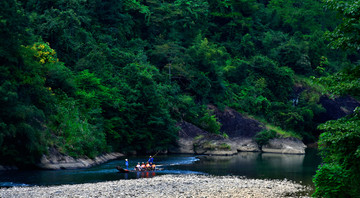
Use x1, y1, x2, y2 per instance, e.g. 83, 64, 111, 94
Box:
125, 159, 129, 170
146, 162, 151, 170
150, 162, 156, 170
135, 162, 141, 171
141, 162, 146, 170
148, 156, 154, 164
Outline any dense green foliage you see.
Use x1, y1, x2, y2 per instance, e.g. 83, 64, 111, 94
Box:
313, 107, 360, 197
254, 129, 278, 149
312, 0, 360, 197
324, 0, 360, 50
0, 0, 358, 168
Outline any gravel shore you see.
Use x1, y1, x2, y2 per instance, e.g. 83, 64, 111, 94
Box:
0, 175, 311, 198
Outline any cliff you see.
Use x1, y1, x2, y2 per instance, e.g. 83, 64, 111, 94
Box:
169, 106, 306, 155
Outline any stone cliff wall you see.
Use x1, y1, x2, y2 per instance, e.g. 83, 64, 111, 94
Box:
315, 95, 360, 123
170, 105, 307, 155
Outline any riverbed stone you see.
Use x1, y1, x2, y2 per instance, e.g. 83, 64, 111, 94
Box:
0, 175, 311, 198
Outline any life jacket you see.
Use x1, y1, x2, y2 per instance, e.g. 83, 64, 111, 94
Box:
151, 164, 156, 169
146, 163, 151, 168
141, 164, 146, 169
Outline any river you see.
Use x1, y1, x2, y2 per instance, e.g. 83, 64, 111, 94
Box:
0, 149, 320, 188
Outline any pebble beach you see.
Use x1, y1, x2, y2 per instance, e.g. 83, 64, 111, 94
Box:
0, 174, 311, 198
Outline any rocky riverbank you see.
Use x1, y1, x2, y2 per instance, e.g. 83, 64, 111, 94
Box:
0, 174, 311, 198
170, 120, 306, 156
37, 149, 124, 170
169, 105, 307, 156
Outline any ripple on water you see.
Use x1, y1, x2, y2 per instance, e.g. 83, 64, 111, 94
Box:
160, 169, 206, 175
0, 182, 29, 187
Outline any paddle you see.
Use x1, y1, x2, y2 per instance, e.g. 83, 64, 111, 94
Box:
152, 150, 160, 158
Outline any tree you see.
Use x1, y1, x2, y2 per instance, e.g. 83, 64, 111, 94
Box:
324, 0, 360, 50
0, 1, 50, 166
313, 107, 360, 197
313, 0, 360, 196
116, 63, 178, 152
185, 37, 230, 102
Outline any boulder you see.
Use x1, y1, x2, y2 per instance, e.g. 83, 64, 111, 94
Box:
170, 121, 260, 155
193, 139, 238, 156
262, 138, 307, 154
169, 121, 238, 155
227, 138, 260, 152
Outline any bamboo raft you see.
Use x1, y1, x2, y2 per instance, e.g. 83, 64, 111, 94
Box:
116, 166, 163, 173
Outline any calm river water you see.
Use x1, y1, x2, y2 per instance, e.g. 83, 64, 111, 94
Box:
0, 149, 320, 187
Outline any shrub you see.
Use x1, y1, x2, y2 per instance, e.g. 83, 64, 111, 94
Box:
254, 129, 278, 149
313, 107, 360, 197
198, 108, 221, 134
219, 143, 231, 150
222, 133, 229, 139
313, 163, 351, 198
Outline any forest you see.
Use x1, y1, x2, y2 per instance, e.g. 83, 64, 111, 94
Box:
1, 0, 359, 196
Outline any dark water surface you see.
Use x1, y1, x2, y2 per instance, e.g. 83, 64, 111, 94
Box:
0, 149, 320, 187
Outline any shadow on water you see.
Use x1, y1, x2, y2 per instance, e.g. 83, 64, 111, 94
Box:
0, 149, 321, 188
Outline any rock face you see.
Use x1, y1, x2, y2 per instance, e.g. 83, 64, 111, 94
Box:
169, 121, 238, 155
37, 148, 124, 170
208, 105, 265, 138
315, 95, 360, 123
170, 106, 307, 155
169, 121, 207, 154
262, 138, 307, 154
169, 121, 239, 155
173, 138, 195, 154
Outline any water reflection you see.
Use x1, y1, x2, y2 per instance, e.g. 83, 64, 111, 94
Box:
172, 149, 320, 186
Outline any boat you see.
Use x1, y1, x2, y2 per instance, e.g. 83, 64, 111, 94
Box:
116, 166, 162, 173
116, 166, 130, 173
